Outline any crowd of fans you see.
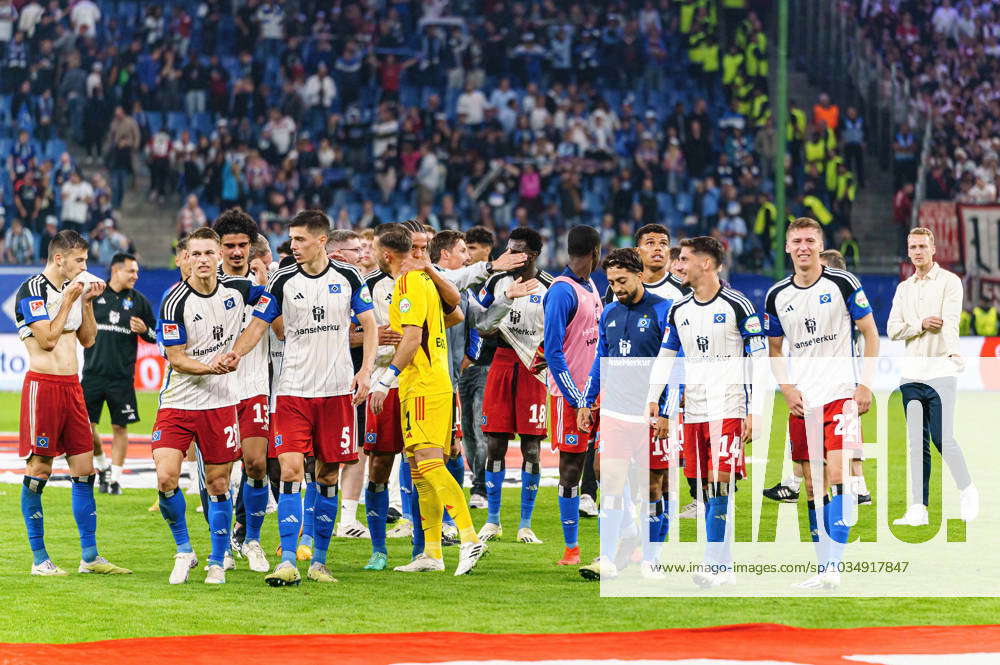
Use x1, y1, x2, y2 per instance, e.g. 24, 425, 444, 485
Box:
0, 0, 868, 271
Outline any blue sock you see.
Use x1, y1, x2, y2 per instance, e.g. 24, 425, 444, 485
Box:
643, 499, 665, 562
277, 482, 302, 565
243, 477, 269, 543
21, 476, 48, 565
71, 475, 98, 563
312, 483, 338, 566
446, 453, 464, 485
410, 474, 424, 558
400, 458, 413, 522
807, 500, 819, 542
705, 494, 729, 568
365, 481, 389, 555
557, 485, 579, 549
485, 458, 505, 525
300, 475, 317, 548
519, 461, 541, 530
158, 488, 192, 553
206, 493, 232, 566
659, 498, 671, 541
599, 494, 625, 560
826, 489, 850, 568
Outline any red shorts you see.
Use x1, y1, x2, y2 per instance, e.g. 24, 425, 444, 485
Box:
482, 347, 548, 436
550, 394, 596, 453
238, 395, 270, 440
598, 414, 675, 470
682, 418, 745, 479
788, 398, 862, 462
19, 371, 92, 459
152, 405, 241, 465
273, 394, 358, 463
365, 388, 403, 455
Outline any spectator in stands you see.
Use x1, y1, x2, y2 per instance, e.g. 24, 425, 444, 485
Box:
176, 194, 207, 237
106, 106, 140, 208
718, 202, 748, 261
893, 122, 918, 188
894, 182, 915, 258
147, 126, 172, 203
842, 106, 865, 188
4, 217, 33, 263
70, 0, 100, 39
925, 163, 953, 200
60, 169, 93, 235
13, 168, 40, 234
973, 296, 999, 337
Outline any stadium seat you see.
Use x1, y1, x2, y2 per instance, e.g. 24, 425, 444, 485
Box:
167, 112, 189, 133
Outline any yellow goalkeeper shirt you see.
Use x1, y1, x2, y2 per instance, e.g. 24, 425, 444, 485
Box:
389, 270, 452, 400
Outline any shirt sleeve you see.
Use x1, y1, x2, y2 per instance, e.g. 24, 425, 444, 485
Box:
583, 308, 609, 408
847, 285, 873, 320
542, 281, 584, 406
763, 293, 784, 337
139, 293, 157, 343
156, 298, 187, 347
15, 280, 48, 326
396, 272, 429, 328
349, 272, 375, 315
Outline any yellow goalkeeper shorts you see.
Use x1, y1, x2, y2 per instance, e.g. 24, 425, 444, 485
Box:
401, 392, 453, 453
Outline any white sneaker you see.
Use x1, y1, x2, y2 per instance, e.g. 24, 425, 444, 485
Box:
393, 554, 445, 572
579, 494, 598, 517
960, 484, 979, 522
387, 518, 413, 538
442, 523, 459, 540
266, 492, 278, 514
203, 551, 236, 572
477, 522, 503, 542
243, 540, 270, 573
579, 555, 618, 581
893, 503, 929, 526
336, 520, 371, 539
204, 564, 226, 584
169, 552, 198, 585
30, 559, 68, 576
469, 494, 487, 509
454, 541, 488, 576
678, 500, 705, 519
693, 569, 736, 589
640, 560, 666, 580
516, 527, 543, 544
793, 570, 840, 590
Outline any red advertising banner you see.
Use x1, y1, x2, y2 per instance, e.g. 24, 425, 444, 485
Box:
133, 340, 165, 391
917, 200, 961, 263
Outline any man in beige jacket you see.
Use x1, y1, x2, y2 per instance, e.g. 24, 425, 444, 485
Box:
887, 226, 977, 526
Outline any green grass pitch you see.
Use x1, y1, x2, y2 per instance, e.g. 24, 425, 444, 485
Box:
0, 391, 996, 643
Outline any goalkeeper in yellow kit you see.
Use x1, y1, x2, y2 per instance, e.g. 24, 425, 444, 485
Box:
369, 224, 487, 575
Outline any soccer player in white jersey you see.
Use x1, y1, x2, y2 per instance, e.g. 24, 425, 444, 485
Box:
474, 227, 552, 544
763, 218, 879, 589
15, 230, 130, 576
153, 227, 278, 585
213, 209, 272, 573
227, 210, 378, 586
648, 236, 764, 587
606, 223, 690, 303
763, 249, 872, 505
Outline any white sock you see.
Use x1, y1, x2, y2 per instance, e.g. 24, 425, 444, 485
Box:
94, 453, 109, 471
854, 475, 869, 494
110, 464, 123, 484
787, 474, 802, 491
342, 498, 359, 523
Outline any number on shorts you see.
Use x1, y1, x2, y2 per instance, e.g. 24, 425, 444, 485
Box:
528, 403, 546, 425
833, 412, 859, 443
252, 402, 269, 425
224, 425, 238, 449
718, 434, 743, 464
340, 426, 351, 451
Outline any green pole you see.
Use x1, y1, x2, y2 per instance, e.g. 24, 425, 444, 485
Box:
773, 0, 789, 280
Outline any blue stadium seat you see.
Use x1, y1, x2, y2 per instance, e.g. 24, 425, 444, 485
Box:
46, 138, 67, 161
147, 112, 163, 135
167, 112, 189, 133
191, 112, 213, 137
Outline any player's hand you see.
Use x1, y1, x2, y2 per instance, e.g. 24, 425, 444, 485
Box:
82, 281, 106, 301
921, 316, 943, 332
505, 277, 540, 299
781, 385, 805, 417
249, 258, 268, 286
206, 355, 233, 374
853, 384, 872, 415
370, 387, 387, 414
351, 370, 371, 406
221, 351, 241, 371
378, 324, 403, 346
490, 249, 528, 273
399, 255, 430, 275
460, 355, 473, 371
449, 439, 462, 460
129, 316, 148, 334
576, 406, 592, 433
742, 414, 754, 445
651, 414, 670, 441
63, 281, 85, 303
